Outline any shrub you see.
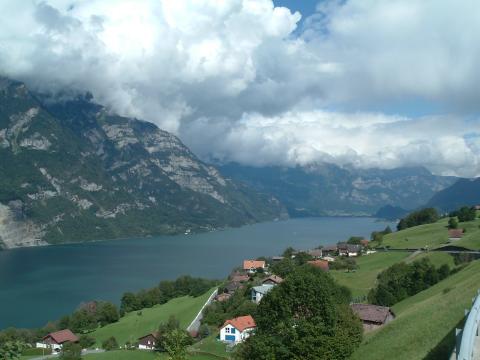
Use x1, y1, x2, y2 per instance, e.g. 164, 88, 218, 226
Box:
102, 336, 118, 351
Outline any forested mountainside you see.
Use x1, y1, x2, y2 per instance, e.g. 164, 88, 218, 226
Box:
0, 78, 286, 249
219, 163, 456, 217
426, 177, 480, 212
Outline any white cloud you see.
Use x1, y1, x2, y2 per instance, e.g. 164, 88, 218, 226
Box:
0, 0, 479, 176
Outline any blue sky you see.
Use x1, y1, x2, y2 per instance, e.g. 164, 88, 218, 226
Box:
274, 0, 319, 19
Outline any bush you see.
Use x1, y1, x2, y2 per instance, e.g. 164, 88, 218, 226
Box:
78, 334, 95, 349
60, 342, 82, 360
102, 336, 118, 351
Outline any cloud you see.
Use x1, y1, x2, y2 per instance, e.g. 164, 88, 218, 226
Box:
0, 0, 479, 177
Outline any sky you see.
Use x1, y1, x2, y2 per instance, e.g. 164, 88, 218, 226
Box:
0, 0, 479, 177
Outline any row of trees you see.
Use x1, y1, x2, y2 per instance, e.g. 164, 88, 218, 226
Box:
59, 301, 119, 333
120, 276, 218, 315
397, 208, 439, 231
371, 226, 393, 244
368, 258, 450, 306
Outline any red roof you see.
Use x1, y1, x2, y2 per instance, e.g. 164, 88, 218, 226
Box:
448, 229, 464, 238
262, 275, 284, 284
222, 315, 256, 332
307, 260, 329, 271
43, 329, 78, 344
360, 239, 369, 247
243, 260, 265, 270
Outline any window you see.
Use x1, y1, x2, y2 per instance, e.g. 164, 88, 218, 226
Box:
225, 327, 230, 334
231, 328, 236, 334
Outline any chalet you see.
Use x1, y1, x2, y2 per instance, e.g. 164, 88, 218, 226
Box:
230, 273, 250, 283
243, 260, 266, 274
307, 249, 323, 259
36, 329, 79, 351
323, 244, 338, 255
138, 332, 159, 350
448, 229, 464, 241
338, 243, 361, 257
360, 239, 370, 248
251, 284, 275, 304
351, 303, 395, 332
220, 315, 256, 343
216, 293, 232, 302
307, 259, 329, 272
262, 275, 284, 285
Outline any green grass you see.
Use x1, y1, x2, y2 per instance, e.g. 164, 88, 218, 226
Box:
84, 350, 220, 360
190, 332, 230, 359
330, 252, 410, 298
90, 289, 215, 347
379, 215, 480, 250
351, 260, 480, 360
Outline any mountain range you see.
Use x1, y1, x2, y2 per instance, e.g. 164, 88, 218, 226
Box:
426, 177, 480, 212
0, 78, 285, 249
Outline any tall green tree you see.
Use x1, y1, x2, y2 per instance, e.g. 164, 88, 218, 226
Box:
162, 329, 190, 360
59, 342, 82, 360
0, 341, 24, 360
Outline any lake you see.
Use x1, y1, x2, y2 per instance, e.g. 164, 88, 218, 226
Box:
0, 217, 395, 329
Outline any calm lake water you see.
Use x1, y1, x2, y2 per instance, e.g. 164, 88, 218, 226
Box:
0, 217, 395, 329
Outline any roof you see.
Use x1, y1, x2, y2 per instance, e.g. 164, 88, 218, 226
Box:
222, 315, 256, 332
308, 249, 323, 257
448, 229, 464, 238
224, 281, 243, 292
138, 332, 159, 340
323, 244, 338, 252
231, 274, 250, 282
262, 275, 284, 284
337, 242, 348, 249
360, 239, 370, 246
43, 329, 78, 344
252, 284, 275, 295
307, 260, 329, 271
243, 260, 266, 270
351, 303, 395, 324
347, 244, 362, 252
272, 256, 284, 261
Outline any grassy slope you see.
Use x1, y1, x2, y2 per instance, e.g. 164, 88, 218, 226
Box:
90, 289, 214, 347
379, 215, 480, 250
330, 252, 410, 298
84, 350, 219, 360
190, 332, 230, 359
351, 260, 480, 360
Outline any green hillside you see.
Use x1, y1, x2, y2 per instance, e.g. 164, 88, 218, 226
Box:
84, 350, 219, 360
90, 289, 215, 347
351, 260, 480, 360
378, 214, 480, 250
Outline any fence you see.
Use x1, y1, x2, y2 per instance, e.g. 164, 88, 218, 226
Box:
455, 289, 480, 360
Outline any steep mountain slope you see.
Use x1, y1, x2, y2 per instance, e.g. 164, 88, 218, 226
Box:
425, 177, 480, 212
0, 78, 285, 249
219, 163, 456, 217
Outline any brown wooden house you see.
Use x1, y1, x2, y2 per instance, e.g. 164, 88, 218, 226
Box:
351, 303, 395, 331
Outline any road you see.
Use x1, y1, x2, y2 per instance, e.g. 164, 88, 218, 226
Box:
187, 288, 218, 334
29, 349, 105, 360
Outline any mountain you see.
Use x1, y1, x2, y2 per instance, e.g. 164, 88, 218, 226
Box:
0, 78, 286, 249
218, 163, 457, 217
425, 177, 480, 212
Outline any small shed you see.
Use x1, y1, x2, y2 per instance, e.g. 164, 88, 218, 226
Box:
351, 303, 395, 331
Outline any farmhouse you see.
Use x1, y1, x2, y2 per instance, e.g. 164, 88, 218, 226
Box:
307, 249, 323, 259
251, 284, 275, 304
220, 315, 256, 343
448, 229, 464, 241
36, 329, 79, 351
322, 244, 338, 255
138, 332, 159, 350
338, 243, 361, 257
351, 303, 395, 332
243, 260, 266, 273
262, 275, 284, 285
307, 259, 329, 271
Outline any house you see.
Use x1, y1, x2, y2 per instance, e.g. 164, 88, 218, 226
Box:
448, 229, 464, 241
474, 205, 480, 211
351, 303, 395, 332
262, 275, 284, 285
360, 239, 370, 248
220, 315, 256, 343
251, 284, 275, 304
338, 243, 361, 257
243, 260, 266, 274
272, 256, 284, 262
322, 255, 336, 262
307, 259, 329, 272
138, 332, 159, 350
230, 273, 250, 283
216, 293, 232, 302
36, 329, 79, 351
323, 244, 338, 255
307, 249, 323, 259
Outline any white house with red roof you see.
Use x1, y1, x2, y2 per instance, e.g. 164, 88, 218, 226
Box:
220, 315, 256, 343
36, 329, 79, 351
243, 260, 266, 274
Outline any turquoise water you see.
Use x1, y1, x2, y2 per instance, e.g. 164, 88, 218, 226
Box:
0, 217, 395, 329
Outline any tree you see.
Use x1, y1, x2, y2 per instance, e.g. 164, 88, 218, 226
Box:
448, 217, 459, 229
78, 334, 95, 349
0, 341, 24, 360
120, 292, 139, 315
60, 342, 82, 360
198, 324, 210, 339
397, 208, 439, 230
162, 329, 191, 360
347, 236, 363, 245
457, 206, 476, 222
281, 247, 296, 258
97, 302, 119, 326
102, 336, 118, 351
69, 309, 96, 332
236, 265, 362, 359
